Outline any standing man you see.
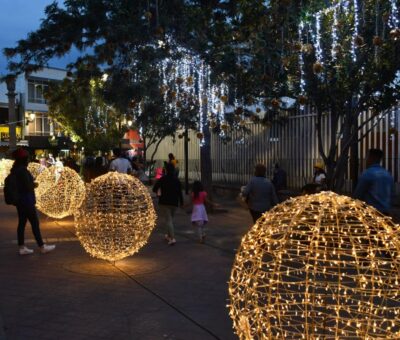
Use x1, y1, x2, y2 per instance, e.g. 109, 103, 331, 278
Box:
109, 148, 132, 174
354, 149, 394, 215
152, 163, 184, 245
242, 163, 279, 223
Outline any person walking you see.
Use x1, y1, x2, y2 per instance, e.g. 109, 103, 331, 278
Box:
109, 148, 132, 174
10, 149, 55, 255
242, 163, 279, 223
272, 163, 287, 192
168, 153, 179, 177
152, 163, 184, 245
190, 181, 209, 244
354, 148, 394, 215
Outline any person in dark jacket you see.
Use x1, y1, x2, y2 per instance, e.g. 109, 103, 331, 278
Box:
272, 163, 287, 192
11, 148, 55, 255
152, 163, 184, 245
353, 148, 394, 215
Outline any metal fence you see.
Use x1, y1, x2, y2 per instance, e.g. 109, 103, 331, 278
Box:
148, 106, 400, 192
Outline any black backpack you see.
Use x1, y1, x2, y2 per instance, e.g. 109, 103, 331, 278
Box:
4, 172, 19, 205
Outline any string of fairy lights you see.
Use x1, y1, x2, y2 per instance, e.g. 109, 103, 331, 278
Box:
298, 0, 400, 92
229, 192, 400, 339
75, 172, 156, 261
132, 42, 234, 146
35, 166, 86, 219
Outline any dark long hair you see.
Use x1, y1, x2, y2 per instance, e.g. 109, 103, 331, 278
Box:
11, 157, 29, 171
192, 181, 204, 199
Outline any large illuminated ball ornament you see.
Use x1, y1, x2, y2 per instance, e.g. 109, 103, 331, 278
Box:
74, 172, 157, 261
35, 166, 85, 218
0, 159, 13, 186
28, 162, 43, 179
229, 192, 400, 339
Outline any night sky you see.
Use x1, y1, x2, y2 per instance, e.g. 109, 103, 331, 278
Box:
0, 0, 77, 76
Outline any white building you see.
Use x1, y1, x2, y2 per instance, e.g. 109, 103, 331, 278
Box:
0, 67, 67, 154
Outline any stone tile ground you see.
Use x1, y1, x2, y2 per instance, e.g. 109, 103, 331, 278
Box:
0, 192, 252, 340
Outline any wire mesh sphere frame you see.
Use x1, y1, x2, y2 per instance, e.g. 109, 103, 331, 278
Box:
74, 172, 157, 262
229, 192, 400, 339
28, 162, 43, 179
0, 159, 13, 186
35, 166, 85, 219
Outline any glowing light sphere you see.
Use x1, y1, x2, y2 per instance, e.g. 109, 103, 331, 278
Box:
0, 159, 13, 186
35, 166, 85, 218
229, 192, 400, 339
74, 172, 157, 261
27, 162, 44, 179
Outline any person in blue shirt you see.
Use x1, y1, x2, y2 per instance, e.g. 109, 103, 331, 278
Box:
242, 163, 279, 223
353, 149, 394, 215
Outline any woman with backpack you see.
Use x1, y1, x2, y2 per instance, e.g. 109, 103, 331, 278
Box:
8, 148, 55, 255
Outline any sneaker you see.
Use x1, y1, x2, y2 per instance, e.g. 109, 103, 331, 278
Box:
168, 238, 176, 246
19, 247, 34, 255
164, 234, 171, 242
40, 244, 56, 254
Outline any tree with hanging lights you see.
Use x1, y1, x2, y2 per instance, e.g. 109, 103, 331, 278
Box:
290, 0, 400, 190
45, 74, 121, 154
4, 0, 399, 191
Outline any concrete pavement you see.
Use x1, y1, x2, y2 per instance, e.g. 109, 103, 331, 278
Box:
0, 192, 253, 340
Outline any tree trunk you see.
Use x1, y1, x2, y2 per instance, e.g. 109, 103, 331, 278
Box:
184, 128, 189, 195
200, 68, 213, 199
201, 125, 213, 199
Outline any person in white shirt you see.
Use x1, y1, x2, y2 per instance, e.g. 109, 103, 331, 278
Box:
109, 148, 132, 174
313, 161, 326, 186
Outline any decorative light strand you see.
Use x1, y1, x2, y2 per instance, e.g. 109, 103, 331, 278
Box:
351, 0, 360, 62
315, 12, 323, 62
298, 21, 306, 93
389, 0, 399, 28
331, 6, 339, 60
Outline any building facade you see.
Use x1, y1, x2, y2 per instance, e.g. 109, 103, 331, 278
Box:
0, 67, 68, 157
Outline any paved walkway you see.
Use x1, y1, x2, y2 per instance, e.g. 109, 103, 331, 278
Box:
0, 192, 252, 340
2, 189, 400, 340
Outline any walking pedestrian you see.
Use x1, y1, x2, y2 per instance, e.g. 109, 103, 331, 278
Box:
272, 163, 287, 192
168, 153, 179, 177
190, 181, 209, 244
109, 148, 132, 174
354, 148, 394, 215
242, 163, 279, 223
10, 149, 55, 255
152, 163, 184, 245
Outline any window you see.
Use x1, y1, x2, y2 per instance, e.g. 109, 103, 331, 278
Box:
28, 79, 49, 104
26, 112, 52, 136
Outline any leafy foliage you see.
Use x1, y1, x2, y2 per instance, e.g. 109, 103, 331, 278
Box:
45, 76, 120, 153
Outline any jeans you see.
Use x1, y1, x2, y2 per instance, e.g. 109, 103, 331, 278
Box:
249, 209, 263, 224
158, 204, 177, 239
16, 204, 44, 247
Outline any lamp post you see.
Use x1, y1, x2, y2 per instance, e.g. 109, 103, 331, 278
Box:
5, 74, 17, 152
184, 127, 189, 195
